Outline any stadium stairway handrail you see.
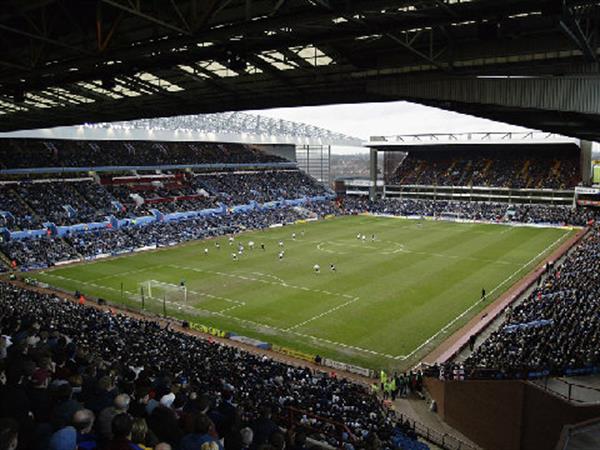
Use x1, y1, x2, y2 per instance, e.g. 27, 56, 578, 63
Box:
394, 412, 480, 450
532, 377, 600, 404
275, 406, 358, 447
555, 416, 600, 450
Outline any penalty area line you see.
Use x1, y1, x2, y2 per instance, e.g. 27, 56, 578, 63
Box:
40, 272, 396, 359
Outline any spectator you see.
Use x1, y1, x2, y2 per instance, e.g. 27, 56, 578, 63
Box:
0, 281, 418, 450
97, 394, 131, 443
180, 414, 221, 450
106, 413, 142, 450
73, 409, 98, 450
251, 406, 280, 449
48, 425, 77, 450
0, 418, 18, 450
131, 418, 152, 450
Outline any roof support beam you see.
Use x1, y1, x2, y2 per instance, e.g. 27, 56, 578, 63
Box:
559, 6, 597, 62
385, 31, 450, 72
101, 0, 192, 36
0, 23, 91, 56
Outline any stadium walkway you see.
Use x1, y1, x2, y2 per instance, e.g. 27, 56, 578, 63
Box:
392, 396, 480, 449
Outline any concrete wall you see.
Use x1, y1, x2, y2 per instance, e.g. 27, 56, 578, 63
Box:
425, 378, 600, 450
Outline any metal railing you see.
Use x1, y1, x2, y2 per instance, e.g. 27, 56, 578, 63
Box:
395, 413, 480, 450
532, 377, 600, 404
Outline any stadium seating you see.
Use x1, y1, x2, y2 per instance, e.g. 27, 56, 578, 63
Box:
0, 170, 329, 231
1, 204, 339, 269
390, 147, 580, 189
0, 282, 427, 450
342, 198, 597, 227
2, 192, 597, 270
0, 139, 334, 270
0, 139, 286, 168
2, 137, 600, 450
462, 227, 600, 374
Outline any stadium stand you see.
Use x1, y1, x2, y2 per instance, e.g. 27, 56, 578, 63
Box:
342, 198, 597, 227
390, 146, 580, 189
2, 190, 597, 270
0, 203, 337, 269
195, 172, 329, 206
102, 173, 217, 217
2, 136, 600, 450
462, 226, 600, 375
0, 282, 427, 450
0, 139, 338, 270
0, 139, 285, 169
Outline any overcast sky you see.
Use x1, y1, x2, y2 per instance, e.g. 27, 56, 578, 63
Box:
246, 100, 534, 153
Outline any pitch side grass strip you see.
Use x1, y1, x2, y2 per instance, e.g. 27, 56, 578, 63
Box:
398, 230, 571, 361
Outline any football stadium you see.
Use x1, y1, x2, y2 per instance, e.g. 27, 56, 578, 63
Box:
1, 2, 600, 450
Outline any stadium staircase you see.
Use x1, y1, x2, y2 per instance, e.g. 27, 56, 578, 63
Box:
519, 159, 530, 175
60, 237, 82, 259
0, 249, 12, 269
551, 160, 561, 177
9, 188, 40, 221
444, 160, 457, 177
547, 160, 563, 188
70, 184, 96, 210
481, 159, 493, 179
458, 160, 472, 185
519, 160, 531, 187
410, 161, 425, 184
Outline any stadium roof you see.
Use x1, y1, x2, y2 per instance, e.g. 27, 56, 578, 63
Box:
367, 131, 580, 148
1, 1, 600, 140
0, 111, 362, 146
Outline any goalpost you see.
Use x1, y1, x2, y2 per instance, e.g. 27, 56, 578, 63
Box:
142, 280, 188, 306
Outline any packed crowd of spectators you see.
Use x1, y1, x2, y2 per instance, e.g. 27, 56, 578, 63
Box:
390, 147, 580, 189
2, 192, 598, 269
463, 227, 600, 374
1, 181, 122, 230
0, 203, 338, 269
12, 182, 110, 227
342, 198, 598, 227
0, 171, 329, 231
0, 140, 286, 169
0, 282, 425, 450
0, 186, 41, 230
0, 238, 79, 269
195, 172, 328, 206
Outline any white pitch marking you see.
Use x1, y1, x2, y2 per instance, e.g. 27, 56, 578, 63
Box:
285, 296, 360, 332
40, 273, 395, 358
168, 264, 349, 299
394, 230, 572, 361
89, 266, 158, 283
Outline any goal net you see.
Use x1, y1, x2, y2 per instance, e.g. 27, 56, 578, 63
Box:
139, 280, 188, 306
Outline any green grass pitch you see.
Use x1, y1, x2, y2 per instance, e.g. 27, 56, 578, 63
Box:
31, 215, 575, 370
